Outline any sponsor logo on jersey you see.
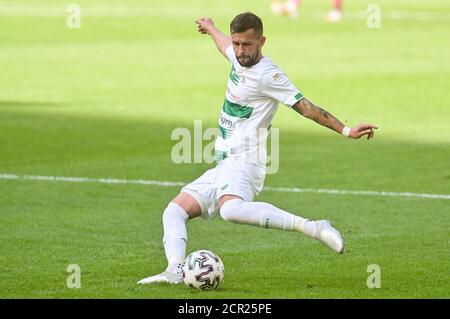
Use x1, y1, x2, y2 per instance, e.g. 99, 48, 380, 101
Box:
219, 115, 234, 128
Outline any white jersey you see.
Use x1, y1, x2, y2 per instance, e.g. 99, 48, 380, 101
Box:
215, 45, 304, 167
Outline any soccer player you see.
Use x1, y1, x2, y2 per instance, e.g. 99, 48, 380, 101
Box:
271, 0, 343, 22
138, 12, 377, 284
271, 0, 301, 19
325, 0, 343, 22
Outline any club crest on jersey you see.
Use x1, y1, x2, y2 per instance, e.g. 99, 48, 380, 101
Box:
272, 73, 281, 81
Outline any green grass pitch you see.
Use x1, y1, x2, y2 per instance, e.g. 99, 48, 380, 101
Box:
0, 0, 449, 298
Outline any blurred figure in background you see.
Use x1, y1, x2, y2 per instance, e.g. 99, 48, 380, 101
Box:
270, 0, 301, 19
271, 0, 343, 22
325, 0, 343, 22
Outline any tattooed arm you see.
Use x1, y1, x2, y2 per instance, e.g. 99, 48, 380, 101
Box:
292, 98, 378, 140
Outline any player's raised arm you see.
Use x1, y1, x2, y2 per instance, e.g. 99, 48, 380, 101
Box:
195, 17, 231, 58
293, 98, 378, 140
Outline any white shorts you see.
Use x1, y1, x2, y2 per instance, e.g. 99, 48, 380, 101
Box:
181, 158, 266, 219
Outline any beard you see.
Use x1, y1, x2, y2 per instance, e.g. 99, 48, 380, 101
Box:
237, 48, 261, 67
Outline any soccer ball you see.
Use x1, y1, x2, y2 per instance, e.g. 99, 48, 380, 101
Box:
182, 250, 224, 290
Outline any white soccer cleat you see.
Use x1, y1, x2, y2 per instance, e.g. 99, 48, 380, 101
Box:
315, 220, 344, 253
137, 271, 183, 285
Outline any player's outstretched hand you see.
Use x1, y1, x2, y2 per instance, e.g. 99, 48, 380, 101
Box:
349, 124, 378, 140
195, 17, 214, 34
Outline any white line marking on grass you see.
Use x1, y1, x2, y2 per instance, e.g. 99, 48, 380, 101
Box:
0, 173, 185, 187
263, 186, 450, 200
1, 173, 449, 200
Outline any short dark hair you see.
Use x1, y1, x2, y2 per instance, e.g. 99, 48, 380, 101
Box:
230, 12, 263, 38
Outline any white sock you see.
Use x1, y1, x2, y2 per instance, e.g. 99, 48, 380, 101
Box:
220, 198, 317, 237
166, 262, 183, 274
162, 202, 188, 272
294, 217, 318, 237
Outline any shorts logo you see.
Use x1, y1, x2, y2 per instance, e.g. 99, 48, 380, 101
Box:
221, 184, 229, 191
